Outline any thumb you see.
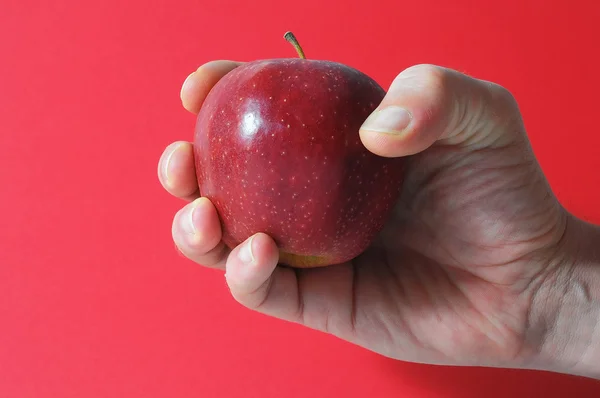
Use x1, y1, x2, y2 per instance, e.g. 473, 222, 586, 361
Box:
359, 64, 523, 158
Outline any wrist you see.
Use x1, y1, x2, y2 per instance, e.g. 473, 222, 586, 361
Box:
528, 213, 600, 378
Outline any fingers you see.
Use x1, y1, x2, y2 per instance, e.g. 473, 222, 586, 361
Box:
166, 61, 244, 267
172, 202, 353, 336
224, 233, 298, 318
158, 141, 199, 201
172, 197, 229, 269
160, 61, 243, 198
180, 60, 243, 114
359, 64, 523, 158
225, 235, 358, 337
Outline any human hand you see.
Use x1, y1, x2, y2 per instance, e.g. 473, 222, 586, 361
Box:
158, 61, 585, 373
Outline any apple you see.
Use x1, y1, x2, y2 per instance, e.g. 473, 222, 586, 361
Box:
193, 32, 406, 268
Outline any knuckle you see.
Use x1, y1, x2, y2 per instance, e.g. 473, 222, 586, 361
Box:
229, 278, 270, 310
496, 85, 519, 110
483, 80, 521, 116
398, 64, 450, 92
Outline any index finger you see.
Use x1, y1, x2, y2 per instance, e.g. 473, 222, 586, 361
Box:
180, 60, 243, 114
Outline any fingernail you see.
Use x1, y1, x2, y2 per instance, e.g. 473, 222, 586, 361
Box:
162, 142, 183, 187
238, 236, 255, 265
360, 106, 412, 134
180, 72, 195, 98
181, 200, 200, 235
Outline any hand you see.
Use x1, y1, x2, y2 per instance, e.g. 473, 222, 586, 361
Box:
158, 62, 570, 371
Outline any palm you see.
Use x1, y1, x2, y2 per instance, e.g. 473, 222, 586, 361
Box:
334, 141, 565, 366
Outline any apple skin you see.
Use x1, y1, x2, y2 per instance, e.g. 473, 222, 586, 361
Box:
194, 58, 406, 267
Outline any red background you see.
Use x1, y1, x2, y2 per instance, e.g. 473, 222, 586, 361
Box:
2, 0, 600, 397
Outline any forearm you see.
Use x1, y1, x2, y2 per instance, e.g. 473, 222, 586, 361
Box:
530, 214, 600, 378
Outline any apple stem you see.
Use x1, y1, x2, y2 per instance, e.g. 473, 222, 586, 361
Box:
283, 31, 306, 59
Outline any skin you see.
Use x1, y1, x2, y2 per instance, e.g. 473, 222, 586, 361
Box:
158, 61, 600, 377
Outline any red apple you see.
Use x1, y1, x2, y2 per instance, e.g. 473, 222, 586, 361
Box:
193, 32, 406, 268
